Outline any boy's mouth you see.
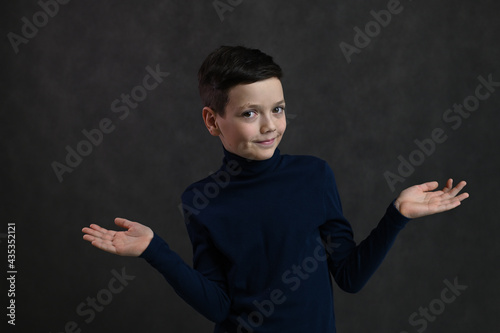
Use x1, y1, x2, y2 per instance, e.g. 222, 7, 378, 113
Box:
255, 137, 276, 146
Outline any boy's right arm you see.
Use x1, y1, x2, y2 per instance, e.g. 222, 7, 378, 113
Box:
82, 217, 231, 323
139, 232, 231, 323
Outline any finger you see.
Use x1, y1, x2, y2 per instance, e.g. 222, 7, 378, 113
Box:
115, 217, 133, 230
440, 199, 462, 212
442, 179, 453, 193
455, 192, 470, 202
82, 226, 104, 239
82, 233, 115, 252
89, 223, 111, 234
430, 196, 463, 214
90, 238, 117, 254
419, 181, 439, 192
82, 233, 96, 242
82, 225, 115, 241
437, 192, 469, 210
82, 225, 104, 232
447, 181, 467, 197
83, 231, 109, 243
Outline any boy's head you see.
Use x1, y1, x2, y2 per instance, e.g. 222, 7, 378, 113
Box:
198, 46, 287, 161
198, 45, 283, 116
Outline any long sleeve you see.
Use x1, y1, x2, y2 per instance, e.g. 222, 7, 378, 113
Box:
319, 163, 411, 293
139, 150, 409, 332
139, 232, 231, 322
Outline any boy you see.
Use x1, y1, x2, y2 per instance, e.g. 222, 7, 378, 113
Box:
82, 46, 469, 332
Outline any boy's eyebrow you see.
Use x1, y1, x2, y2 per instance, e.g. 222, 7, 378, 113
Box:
237, 100, 286, 111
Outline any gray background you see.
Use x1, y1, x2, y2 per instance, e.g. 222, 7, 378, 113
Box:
3, 0, 499, 332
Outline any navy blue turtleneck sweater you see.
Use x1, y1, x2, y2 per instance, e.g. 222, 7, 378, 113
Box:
140, 148, 411, 332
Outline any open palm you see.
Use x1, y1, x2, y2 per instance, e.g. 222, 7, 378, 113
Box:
82, 218, 154, 257
395, 179, 469, 219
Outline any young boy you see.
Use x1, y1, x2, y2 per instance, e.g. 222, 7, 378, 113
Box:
82, 46, 469, 333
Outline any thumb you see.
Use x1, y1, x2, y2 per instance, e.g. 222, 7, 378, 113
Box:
114, 217, 133, 230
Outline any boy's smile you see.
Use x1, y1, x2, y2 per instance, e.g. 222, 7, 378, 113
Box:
203, 77, 287, 160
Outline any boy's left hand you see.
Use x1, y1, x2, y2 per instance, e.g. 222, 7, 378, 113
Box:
394, 179, 469, 219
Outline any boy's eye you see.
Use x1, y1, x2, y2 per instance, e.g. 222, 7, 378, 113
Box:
242, 111, 257, 118
273, 106, 285, 113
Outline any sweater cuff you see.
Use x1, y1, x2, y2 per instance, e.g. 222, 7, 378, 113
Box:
139, 233, 167, 261
386, 200, 412, 229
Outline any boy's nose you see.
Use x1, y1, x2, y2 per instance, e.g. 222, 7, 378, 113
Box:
260, 114, 277, 133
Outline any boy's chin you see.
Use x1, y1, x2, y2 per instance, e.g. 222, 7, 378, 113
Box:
224, 142, 279, 161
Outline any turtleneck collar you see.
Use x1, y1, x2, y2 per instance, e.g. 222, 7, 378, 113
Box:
221, 147, 282, 178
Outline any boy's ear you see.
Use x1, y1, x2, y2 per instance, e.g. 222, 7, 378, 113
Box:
202, 107, 220, 136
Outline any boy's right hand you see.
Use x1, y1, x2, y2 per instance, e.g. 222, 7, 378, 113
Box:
82, 218, 154, 257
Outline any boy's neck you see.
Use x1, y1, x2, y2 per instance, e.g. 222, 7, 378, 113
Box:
221, 146, 281, 178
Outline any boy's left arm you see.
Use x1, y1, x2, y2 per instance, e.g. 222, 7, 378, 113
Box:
320, 164, 468, 293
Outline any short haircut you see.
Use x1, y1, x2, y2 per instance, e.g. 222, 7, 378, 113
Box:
198, 46, 283, 116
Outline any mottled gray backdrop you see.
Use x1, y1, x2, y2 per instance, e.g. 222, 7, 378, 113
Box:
3, 0, 499, 332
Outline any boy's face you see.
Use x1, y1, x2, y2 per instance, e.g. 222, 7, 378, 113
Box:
205, 77, 286, 160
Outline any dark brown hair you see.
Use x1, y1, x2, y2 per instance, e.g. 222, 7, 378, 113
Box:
198, 46, 283, 115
